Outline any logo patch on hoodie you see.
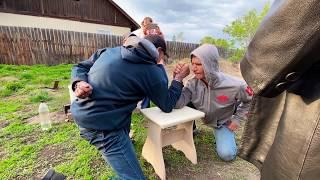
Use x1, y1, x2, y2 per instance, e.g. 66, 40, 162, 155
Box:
216, 95, 229, 103
245, 86, 254, 96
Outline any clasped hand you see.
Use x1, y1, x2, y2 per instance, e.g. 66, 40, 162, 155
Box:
173, 63, 190, 81
74, 81, 93, 99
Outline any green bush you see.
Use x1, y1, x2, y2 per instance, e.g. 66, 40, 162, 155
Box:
228, 48, 246, 63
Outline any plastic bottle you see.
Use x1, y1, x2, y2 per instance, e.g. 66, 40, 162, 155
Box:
38, 102, 51, 131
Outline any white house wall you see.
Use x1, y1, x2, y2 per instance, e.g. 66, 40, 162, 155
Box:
0, 12, 130, 36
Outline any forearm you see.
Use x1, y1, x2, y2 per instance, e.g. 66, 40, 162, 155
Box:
175, 89, 191, 109
71, 60, 94, 90
71, 48, 107, 90
149, 80, 183, 113
159, 80, 184, 112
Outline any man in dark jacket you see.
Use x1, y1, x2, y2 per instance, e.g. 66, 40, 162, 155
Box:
239, 0, 320, 179
71, 35, 190, 179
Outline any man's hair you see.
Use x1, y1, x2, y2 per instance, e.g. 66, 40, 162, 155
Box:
144, 35, 168, 57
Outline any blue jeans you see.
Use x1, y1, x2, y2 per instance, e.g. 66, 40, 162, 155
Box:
140, 97, 150, 109
79, 127, 145, 180
214, 125, 237, 161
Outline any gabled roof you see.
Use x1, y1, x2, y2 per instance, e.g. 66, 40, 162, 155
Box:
108, 0, 140, 30
0, 0, 140, 31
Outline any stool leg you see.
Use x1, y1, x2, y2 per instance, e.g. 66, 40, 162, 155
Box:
142, 121, 166, 180
172, 120, 197, 164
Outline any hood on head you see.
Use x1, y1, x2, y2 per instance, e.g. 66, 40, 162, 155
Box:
191, 44, 220, 85
121, 35, 159, 64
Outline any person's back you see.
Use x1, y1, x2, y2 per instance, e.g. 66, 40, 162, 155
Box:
72, 45, 168, 131
70, 35, 189, 179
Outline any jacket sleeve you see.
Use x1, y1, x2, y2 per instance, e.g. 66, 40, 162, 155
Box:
146, 79, 184, 113
175, 81, 193, 109
71, 48, 107, 90
232, 83, 253, 123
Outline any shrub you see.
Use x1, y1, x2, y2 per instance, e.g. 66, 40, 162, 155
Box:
228, 48, 246, 63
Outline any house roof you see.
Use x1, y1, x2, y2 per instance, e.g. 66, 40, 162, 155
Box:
0, 0, 140, 31
108, 0, 140, 29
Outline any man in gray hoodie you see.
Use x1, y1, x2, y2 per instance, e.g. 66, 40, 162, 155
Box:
175, 44, 252, 161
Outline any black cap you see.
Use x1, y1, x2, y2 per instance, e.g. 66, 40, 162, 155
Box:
144, 35, 169, 58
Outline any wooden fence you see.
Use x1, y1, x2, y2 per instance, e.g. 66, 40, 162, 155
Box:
0, 26, 233, 65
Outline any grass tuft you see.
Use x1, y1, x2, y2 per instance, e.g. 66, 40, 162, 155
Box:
29, 91, 53, 103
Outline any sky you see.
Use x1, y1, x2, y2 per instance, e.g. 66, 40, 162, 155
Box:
114, 0, 273, 43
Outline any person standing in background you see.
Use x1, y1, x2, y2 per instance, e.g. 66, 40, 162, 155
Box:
131, 16, 153, 38
131, 17, 166, 109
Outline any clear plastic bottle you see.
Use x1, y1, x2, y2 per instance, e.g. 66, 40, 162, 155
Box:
38, 102, 51, 131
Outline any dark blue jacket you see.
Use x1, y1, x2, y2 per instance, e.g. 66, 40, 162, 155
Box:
71, 45, 183, 131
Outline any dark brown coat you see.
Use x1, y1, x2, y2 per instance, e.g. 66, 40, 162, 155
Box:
239, 0, 320, 179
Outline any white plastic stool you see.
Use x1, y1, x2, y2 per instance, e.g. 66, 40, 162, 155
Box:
141, 106, 205, 180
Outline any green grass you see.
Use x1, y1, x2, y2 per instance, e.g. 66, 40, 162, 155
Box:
29, 90, 52, 103
0, 81, 24, 97
0, 64, 258, 179
0, 101, 22, 114
0, 64, 77, 179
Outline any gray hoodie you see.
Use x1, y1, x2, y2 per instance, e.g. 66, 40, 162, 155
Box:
175, 44, 252, 128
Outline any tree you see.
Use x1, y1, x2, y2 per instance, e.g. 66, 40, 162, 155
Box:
176, 32, 184, 42
200, 36, 234, 49
172, 35, 176, 41
223, 2, 270, 48
199, 2, 270, 62
221, 2, 270, 62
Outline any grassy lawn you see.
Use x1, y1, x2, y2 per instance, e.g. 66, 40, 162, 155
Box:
0, 63, 259, 179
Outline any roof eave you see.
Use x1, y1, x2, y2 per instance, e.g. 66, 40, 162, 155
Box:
108, 0, 140, 30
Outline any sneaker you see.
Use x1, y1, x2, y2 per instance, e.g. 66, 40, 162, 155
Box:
42, 169, 65, 180
193, 128, 200, 136
129, 130, 135, 144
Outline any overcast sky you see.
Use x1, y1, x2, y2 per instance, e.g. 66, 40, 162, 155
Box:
114, 0, 273, 43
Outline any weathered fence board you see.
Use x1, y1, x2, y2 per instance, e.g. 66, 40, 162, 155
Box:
0, 26, 233, 65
